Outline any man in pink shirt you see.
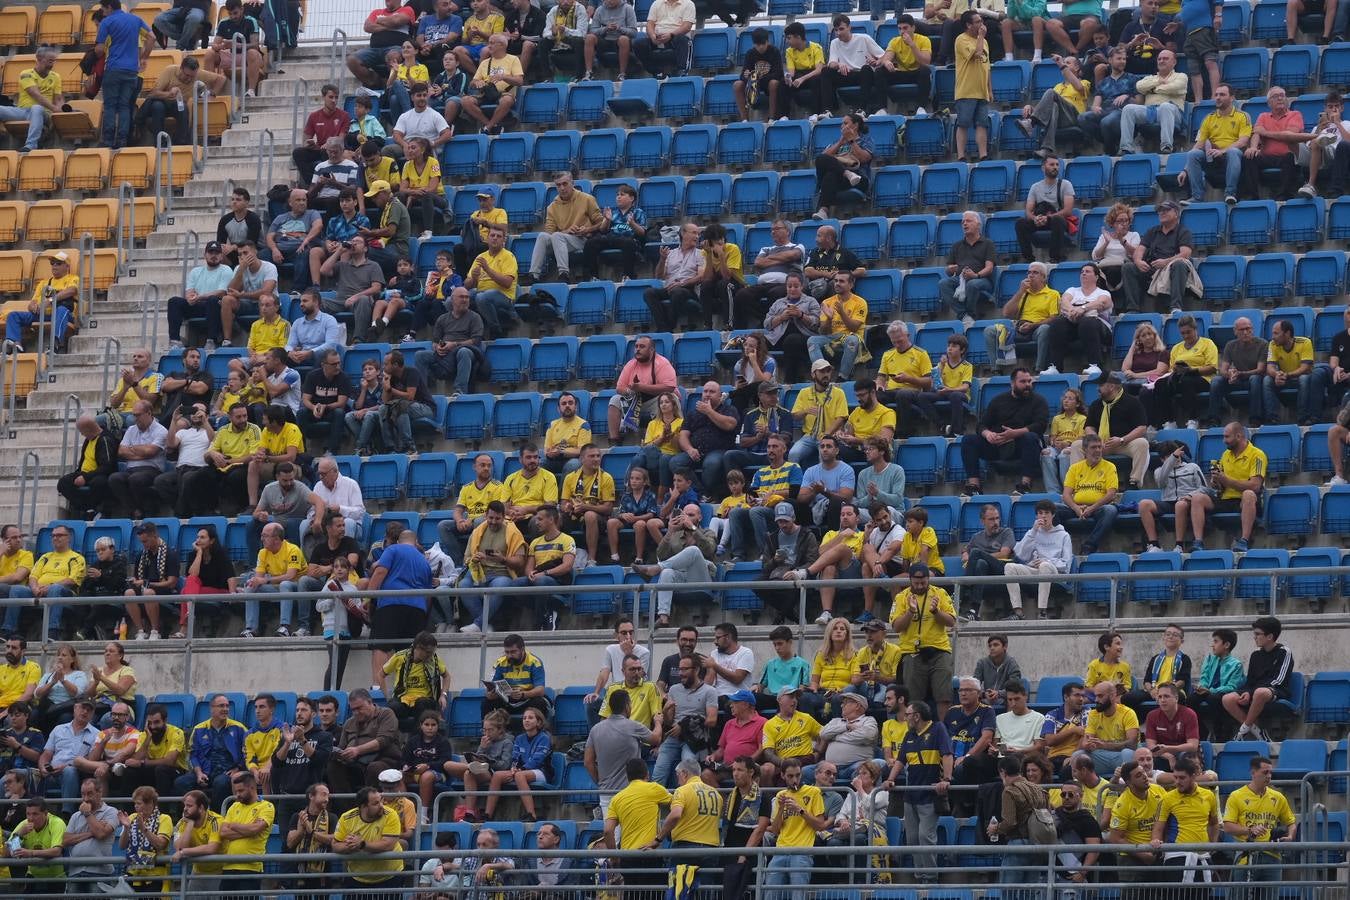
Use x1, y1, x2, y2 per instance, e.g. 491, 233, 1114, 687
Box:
706, 690, 767, 780
1240, 86, 1308, 201
607, 334, 678, 442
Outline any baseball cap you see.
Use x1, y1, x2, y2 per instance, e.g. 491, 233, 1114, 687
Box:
811, 359, 833, 373
1098, 369, 1124, 386
204, 241, 223, 253
774, 502, 795, 521
1158, 199, 1182, 213
909, 563, 930, 577
727, 689, 756, 704
377, 768, 402, 785
365, 179, 392, 197
838, 691, 868, 707
863, 618, 887, 632
51, 251, 69, 263
476, 190, 493, 199
758, 380, 780, 394
776, 686, 801, 698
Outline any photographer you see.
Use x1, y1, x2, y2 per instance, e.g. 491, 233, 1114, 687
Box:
153, 402, 215, 519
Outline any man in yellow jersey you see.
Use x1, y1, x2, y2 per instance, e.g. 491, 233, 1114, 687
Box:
3, 45, 62, 153
333, 785, 404, 894
247, 405, 306, 508
1181, 421, 1266, 552
9, 526, 84, 644
437, 451, 504, 564
807, 271, 868, 380
1157, 314, 1219, 431
987, 260, 1061, 368
467, 222, 519, 340
203, 402, 263, 512
542, 391, 592, 477
765, 757, 828, 897
560, 444, 615, 565
876, 321, 932, 435
878, 684, 911, 785
1056, 432, 1120, 555
837, 380, 897, 463
726, 432, 802, 561
1108, 760, 1166, 887
461, 501, 527, 634
788, 501, 865, 623
1082, 680, 1139, 777
890, 563, 956, 719
2, 251, 80, 354
852, 619, 904, 712
1181, 82, 1252, 205
0, 528, 35, 632
953, 9, 993, 162
235, 294, 290, 375
1260, 318, 1327, 427
789, 358, 849, 466
172, 789, 225, 895
124, 702, 187, 797
512, 505, 577, 631
757, 687, 821, 784
219, 771, 275, 895
603, 757, 673, 890
503, 444, 560, 538
600, 653, 662, 730
240, 521, 305, 639
1224, 755, 1297, 897
1150, 756, 1219, 889
655, 758, 722, 882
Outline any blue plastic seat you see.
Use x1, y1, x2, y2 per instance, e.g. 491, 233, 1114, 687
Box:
1217, 740, 1270, 783
614, 280, 659, 326
690, 29, 734, 70
1130, 551, 1181, 606
701, 74, 740, 118
896, 436, 944, 487
576, 128, 625, 174
776, 169, 817, 215
916, 496, 959, 546
873, 164, 920, 210
1111, 154, 1160, 201
529, 336, 579, 383
920, 162, 968, 208
1297, 252, 1347, 302
1306, 672, 1350, 724
407, 452, 455, 501
968, 159, 1014, 205
867, 115, 904, 160
730, 171, 777, 217
565, 282, 614, 327
1289, 546, 1337, 599
483, 338, 531, 384
1182, 550, 1234, 605
716, 121, 764, 167
840, 216, 888, 263
985, 210, 1024, 258
765, 119, 810, 165
445, 393, 494, 440
1229, 200, 1278, 247
673, 331, 720, 379
855, 269, 902, 314
904, 115, 947, 159
1253, 426, 1302, 478
1221, 46, 1268, 92
1264, 304, 1315, 339
485, 131, 534, 176
500, 182, 547, 227
1272, 44, 1320, 92
684, 173, 731, 216
1277, 196, 1325, 245
1064, 156, 1110, 204
1244, 252, 1295, 302
1196, 255, 1246, 302
718, 561, 763, 612
567, 79, 615, 123
1321, 42, 1350, 87
517, 83, 565, 126
358, 454, 408, 501
1177, 201, 1227, 250
1234, 548, 1289, 603
888, 214, 937, 261
656, 76, 704, 118
989, 59, 1030, 103
572, 565, 624, 615
899, 266, 943, 316
606, 78, 658, 118
1075, 553, 1129, 604
439, 133, 488, 179
492, 392, 543, 440
637, 176, 684, 219
624, 125, 671, 171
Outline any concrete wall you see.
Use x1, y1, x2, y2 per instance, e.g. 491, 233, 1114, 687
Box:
95, 615, 1346, 702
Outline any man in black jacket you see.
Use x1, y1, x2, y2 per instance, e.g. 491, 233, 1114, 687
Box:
959, 368, 1049, 495
1222, 616, 1294, 743
1070, 371, 1150, 490
56, 415, 117, 519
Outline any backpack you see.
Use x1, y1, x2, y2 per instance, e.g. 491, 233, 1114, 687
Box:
100, 407, 124, 442
1026, 806, 1059, 846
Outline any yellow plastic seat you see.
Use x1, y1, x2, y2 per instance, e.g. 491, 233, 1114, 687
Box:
130, 2, 171, 31
79, 8, 101, 45
126, 196, 161, 241
71, 199, 119, 244
1, 56, 36, 97
0, 203, 24, 246
205, 95, 233, 140
0, 152, 14, 193
23, 200, 73, 244
0, 251, 36, 297
89, 248, 120, 292
52, 53, 84, 92
1, 354, 41, 402
36, 5, 83, 47
52, 99, 102, 144
110, 147, 157, 192
0, 7, 37, 51
163, 144, 200, 189
64, 148, 111, 193
16, 150, 65, 193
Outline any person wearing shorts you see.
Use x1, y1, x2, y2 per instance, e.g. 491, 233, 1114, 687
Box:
366, 527, 432, 689
1045, 0, 1103, 54
348, 0, 418, 90
1180, 0, 1222, 102
953, 10, 992, 163
889, 564, 956, 719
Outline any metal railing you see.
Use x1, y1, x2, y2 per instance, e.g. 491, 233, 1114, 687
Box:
256, 128, 276, 214
327, 29, 348, 98
16, 449, 40, 541
289, 74, 310, 159
115, 181, 137, 277
178, 230, 201, 297
154, 130, 175, 217
59, 392, 82, 472
77, 232, 95, 326
192, 79, 211, 165
227, 31, 248, 115
99, 335, 122, 398
140, 283, 162, 351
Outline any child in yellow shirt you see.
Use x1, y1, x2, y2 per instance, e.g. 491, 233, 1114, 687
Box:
1042, 388, 1087, 496
712, 470, 750, 557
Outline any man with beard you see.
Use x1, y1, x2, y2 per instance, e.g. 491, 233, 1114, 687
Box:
332, 786, 404, 895
172, 789, 224, 896
122, 703, 185, 797
272, 697, 334, 827
959, 367, 1049, 496
1082, 680, 1140, 776
284, 782, 336, 899
1055, 780, 1104, 888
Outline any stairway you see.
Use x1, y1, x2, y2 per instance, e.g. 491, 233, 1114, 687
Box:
0, 46, 335, 530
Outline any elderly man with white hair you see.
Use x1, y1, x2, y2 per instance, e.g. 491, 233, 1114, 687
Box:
669, 381, 741, 500
634, 504, 717, 629
983, 261, 1059, 371
803, 224, 866, 301
0, 46, 61, 152
938, 211, 997, 327
303, 456, 366, 542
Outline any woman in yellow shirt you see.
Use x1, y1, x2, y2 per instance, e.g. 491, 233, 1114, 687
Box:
385, 40, 431, 123
640, 392, 683, 500
398, 136, 446, 240
1041, 387, 1086, 495
809, 617, 856, 715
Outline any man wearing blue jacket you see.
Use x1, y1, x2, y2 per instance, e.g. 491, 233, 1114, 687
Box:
175, 693, 247, 806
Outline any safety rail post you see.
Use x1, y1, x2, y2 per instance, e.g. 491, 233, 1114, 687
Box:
99, 336, 122, 398
182, 600, 196, 693
16, 451, 39, 546
229, 32, 247, 116
1108, 576, 1118, 629
1271, 572, 1280, 615
32, 281, 50, 385
59, 393, 81, 472
0, 353, 19, 439
178, 230, 200, 297
140, 284, 162, 351
289, 75, 310, 160
256, 128, 275, 218
192, 80, 210, 166
116, 182, 137, 277
329, 30, 348, 98
77, 232, 95, 327
154, 129, 174, 216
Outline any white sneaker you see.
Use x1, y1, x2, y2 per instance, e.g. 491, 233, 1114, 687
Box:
1331, 475, 1349, 486
244, 89, 255, 98
1145, 543, 1161, 553
915, 106, 928, 118
148, 629, 161, 640
134, 630, 148, 641
1032, 51, 1042, 62
1299, 183, 1317, 199
1082, 364, 1102, 378
1162, 421, 1178, 431
1235, 723, 1251, 737
873, 108, 888, 118
1248, 725, 1270, 742
419, 230, 432, 240
459, 623, 481, 633
1003, 53, 1015, 61
961, 315, 975, 329
1185, 419, 1199, 430
808, 113, 821, 125
813, 610, 832, 625
1041, 365, 1059, 375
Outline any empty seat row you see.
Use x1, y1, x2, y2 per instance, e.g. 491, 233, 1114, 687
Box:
0, 247, 121, 295
0, 145, 201, 195
0, 196, 160, 245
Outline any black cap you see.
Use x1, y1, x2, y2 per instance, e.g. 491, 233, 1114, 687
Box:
205, 241, 223, 252
1098, 369, 1124, 386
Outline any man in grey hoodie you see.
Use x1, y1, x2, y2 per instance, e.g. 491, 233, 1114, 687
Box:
583, 0, 638, 80
1003, 499, 1072, 620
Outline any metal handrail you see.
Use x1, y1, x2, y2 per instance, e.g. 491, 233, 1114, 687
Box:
154, 129, 174, 216
77, 232, 94, 326
256, 128, 275, 215
99, 335, 122, 398
16, 450, 39, 542
191, 79, 210, 166
179, 229, 201, 297
228, 31, 247, 115
115, 181, 136, 277
59, 392, 81, 472
289, 75, 309, 161
328, 28, 348, 98
140, 284, 162, 351
31, 277, 52, 384
1, 351, 22, 438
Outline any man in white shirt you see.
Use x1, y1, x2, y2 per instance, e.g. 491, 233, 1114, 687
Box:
388, 82, 452, 162
994, 680, 1046, 753
826, 14, 886, 115
1118, 48, 1187, 155
154, 402, 215, 518
705, 622, 755, 700
634, 0, 695, 78
303, 455, 367, 541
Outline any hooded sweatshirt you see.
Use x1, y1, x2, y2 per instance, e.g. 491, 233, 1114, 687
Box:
1013, 523, 1073, 573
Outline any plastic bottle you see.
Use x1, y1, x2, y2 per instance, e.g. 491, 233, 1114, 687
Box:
117, 618, 128, 640
988, 816, 1000, 843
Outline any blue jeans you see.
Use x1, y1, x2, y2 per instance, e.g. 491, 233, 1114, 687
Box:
461, 574, 512, 628
1184, 145, 1242, 199
789, 434, 819, 467
154, 6, 208, 48
386, 81, 413, 123
727, 505, 775, 558
101, 68, 142, 149
415, 347, 475, 394
807, 333, 860, 378
652, 738, 699, 788
245, 581, 300, 632
1078, 107, 1123, 152
508, 574, 563, 629
764, 852, 813, 900
639, 446, 674, 488
0, 106, 44, 151
1260, 365, 1330, 422
984, 321, 1052, 371
1089, 746, 1134, 777
380, 401, 434, 451
5, 306, 72, 346
4, 583, 71, 635
1209, 373, 1265, 422
472, 290, 518, 338
1000, 837, 1033, 891
47, 764, 83, 812
939, 275, 994, 319
1056, 502, 1119, 552
345, 408, 383, 450
669, 450, 728, 498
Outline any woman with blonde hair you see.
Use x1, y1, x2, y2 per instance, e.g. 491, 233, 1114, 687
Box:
1121, 321, 1169, 390
808, 617, 856, 722
1091, 202, 1140, 294
33, 643, 89, 730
